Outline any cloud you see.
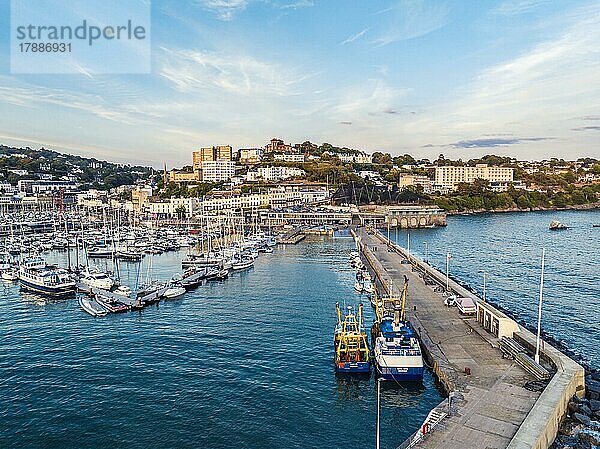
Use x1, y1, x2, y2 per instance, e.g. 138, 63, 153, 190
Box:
195, 0, 312, 20
371, 0, 449, 46
159, 47, 315, 97
492, 0, 551, 16
449, 137, 554, 148
195, 0, 249, 20
339, 121, 352, 125
573, 126, 600, 132
341, 28, 369, 45
578, 115, 600, 121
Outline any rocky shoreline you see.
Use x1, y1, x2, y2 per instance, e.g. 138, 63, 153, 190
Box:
444, 202, 600, 216
551, 380, 600, 448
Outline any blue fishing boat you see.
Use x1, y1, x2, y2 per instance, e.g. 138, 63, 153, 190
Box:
334, 303, 371, 373
373, 276, 424, 381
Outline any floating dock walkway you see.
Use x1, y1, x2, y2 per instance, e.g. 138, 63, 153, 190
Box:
353, 228, 585, 449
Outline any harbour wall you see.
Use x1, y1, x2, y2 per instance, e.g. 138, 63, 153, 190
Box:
354, 228, 586, 449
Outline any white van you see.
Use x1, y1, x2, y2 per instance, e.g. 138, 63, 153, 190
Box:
456, 297, 477, 315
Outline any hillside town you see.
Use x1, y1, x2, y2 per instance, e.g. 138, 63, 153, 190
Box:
0, 140, 599, 224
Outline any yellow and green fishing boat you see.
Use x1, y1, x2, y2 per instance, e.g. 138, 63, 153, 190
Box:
334, 302, 370, 373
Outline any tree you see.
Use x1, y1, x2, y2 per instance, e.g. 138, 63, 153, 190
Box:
175, 205, 187, 220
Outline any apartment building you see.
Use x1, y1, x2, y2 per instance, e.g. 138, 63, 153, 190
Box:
192, 146, 233, 170
434, 164, 514, 190
201, 160, 236, 182
239, 148, 263, 165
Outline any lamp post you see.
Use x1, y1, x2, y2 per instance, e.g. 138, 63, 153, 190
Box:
483, 272, 487, 302
445, 253, 451, 292
376, 378, 382, 449
535, 249, 545, 364
423, 242, 428, 263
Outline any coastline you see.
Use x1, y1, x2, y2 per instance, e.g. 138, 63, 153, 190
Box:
444, 202, 600, 216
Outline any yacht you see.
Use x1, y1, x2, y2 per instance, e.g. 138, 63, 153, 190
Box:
19, 265, 76, 296
79, 268, 115, 290
549, 220, 568, 230
162, 281, 186, 299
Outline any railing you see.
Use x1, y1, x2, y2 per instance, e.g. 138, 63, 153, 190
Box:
396, 400, 449, 449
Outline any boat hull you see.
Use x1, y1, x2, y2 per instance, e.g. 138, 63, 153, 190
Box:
335, 361, 370, 373
376, 365, 424, 381
20, 278, 76, 296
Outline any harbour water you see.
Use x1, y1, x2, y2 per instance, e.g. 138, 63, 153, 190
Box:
0, 237, 443, 449
391, 209, 600, 369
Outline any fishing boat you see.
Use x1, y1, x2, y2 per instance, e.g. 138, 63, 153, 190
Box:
549, 220, 568, 230
19, 265, 76, 296
79, 296, 108, 317
334, 303, 371, 373
372, 276, 424, 381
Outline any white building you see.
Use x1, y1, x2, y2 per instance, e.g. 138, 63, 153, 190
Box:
434, 164, 514, 190
257, 166, 305, 181
144, 186, 329, 218
274, 153, 305, 163
201, 160, 236, 182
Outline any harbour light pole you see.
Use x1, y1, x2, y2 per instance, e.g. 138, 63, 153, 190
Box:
376, 378, 381, 449
535, 249, 545, 364
445, 253, 451, 292
483, 272, 487, 302
423, 242, 428, 263
407, 233, 410, 257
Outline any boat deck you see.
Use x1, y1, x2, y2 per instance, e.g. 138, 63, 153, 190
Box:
356, 229, 541, 449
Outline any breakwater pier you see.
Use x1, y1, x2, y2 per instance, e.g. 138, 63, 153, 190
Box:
354, 227, 586, 449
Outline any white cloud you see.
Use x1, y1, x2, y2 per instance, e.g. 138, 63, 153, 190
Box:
371, 0, 449, 46
159, 47, 314, 97
492, 0, 551, 16
341, 28, 369, 45
196, 0, 249, 20
195, 0, 312, 20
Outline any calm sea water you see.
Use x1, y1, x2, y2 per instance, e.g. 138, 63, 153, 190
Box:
0, 237, 443, 449
391, 209, 600, 369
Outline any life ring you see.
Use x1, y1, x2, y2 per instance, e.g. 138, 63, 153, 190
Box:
421, 422, 429, 435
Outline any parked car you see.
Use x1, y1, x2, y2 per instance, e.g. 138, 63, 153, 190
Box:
456, 297, 477, 315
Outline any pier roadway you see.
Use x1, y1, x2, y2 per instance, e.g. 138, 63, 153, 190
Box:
356, 229, 541, 449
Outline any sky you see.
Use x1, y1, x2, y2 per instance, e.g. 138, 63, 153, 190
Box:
0, 0, 599, 167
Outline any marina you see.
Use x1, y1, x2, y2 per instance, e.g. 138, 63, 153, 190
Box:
0, 209, 597, 448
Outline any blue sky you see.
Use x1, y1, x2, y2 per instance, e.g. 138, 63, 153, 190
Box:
0, 0, 599, 167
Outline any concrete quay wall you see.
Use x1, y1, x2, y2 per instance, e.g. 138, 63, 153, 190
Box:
356, 229, 585, 449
